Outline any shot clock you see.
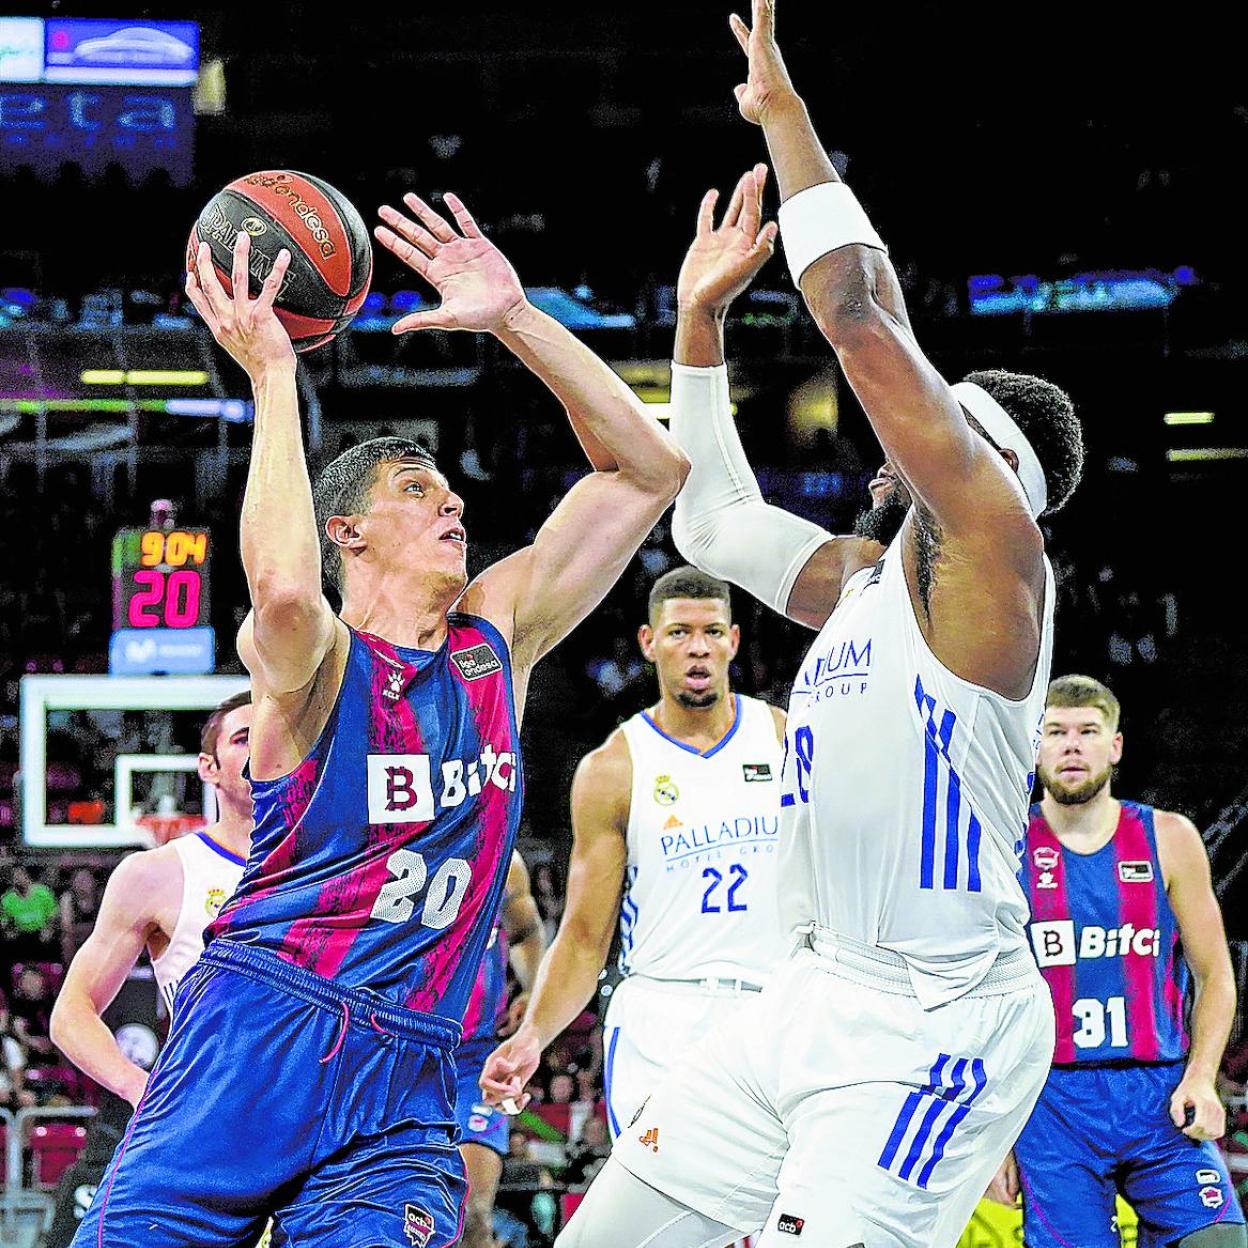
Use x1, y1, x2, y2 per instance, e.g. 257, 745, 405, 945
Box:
109, 527, 216, 675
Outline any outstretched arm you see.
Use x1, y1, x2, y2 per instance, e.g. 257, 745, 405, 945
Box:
375, 193, 688, 671
1159, 812, 1236, 1141
730, 0, 1038, 544
478, 737, 629, 1111
670, 165, 879, 628
49, 852, 175, 1107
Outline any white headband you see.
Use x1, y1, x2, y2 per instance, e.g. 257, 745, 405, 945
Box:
951, 382, 1048, 517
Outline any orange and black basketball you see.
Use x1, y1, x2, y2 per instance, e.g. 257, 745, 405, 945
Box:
187, 170, 373, 353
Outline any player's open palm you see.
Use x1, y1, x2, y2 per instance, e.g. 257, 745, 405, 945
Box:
479, 1028, 542, 1115
185, 233, 295, 379
729, 0, 798, 126
677, 164, 778, 315
376, 192, 526, 334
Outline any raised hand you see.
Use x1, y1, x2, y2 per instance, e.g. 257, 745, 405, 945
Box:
375, 192, 527, 335
677, 164, 778, 316
184, 234, 295, 379
729, 0, 799, 126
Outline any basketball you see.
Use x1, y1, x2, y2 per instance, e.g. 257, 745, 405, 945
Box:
186, 170, 373, 353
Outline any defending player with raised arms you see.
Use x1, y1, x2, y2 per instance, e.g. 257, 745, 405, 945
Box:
482, 567, 787, 1138
553, 3, 1087, 1246
988, 676, 1244, 1248
70, 188, 688, 1248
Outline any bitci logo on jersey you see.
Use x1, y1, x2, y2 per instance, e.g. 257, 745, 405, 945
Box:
366, 747, 518, 824
403, 1203, 435, 1246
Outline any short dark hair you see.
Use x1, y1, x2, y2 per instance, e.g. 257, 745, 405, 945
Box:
200, 690, 251, 757
312, 437, 438, 591
647, 566, 732, 624
962, 369, 1084, 515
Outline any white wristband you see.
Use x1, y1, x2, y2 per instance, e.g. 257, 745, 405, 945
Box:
778, 181, 887, 287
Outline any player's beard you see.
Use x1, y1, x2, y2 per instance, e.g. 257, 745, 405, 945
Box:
853, 487, 909, 546
675, 686, 721, 710
1038, 763, 1113, 805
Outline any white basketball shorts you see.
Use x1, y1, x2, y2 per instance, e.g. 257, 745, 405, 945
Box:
602, 974, 764, 1143
614, 931, 1055, 1248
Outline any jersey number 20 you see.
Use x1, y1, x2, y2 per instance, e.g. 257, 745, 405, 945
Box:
371, 849, 472, 928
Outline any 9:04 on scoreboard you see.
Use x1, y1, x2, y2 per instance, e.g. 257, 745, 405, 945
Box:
112, 527, 212, 632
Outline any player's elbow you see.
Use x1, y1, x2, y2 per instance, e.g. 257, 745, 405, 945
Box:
649, 441, 692, 503
249, 576, 324, 628
805, 262, 893, 347
670, 508, 719, 579
48, 997, 75, 1052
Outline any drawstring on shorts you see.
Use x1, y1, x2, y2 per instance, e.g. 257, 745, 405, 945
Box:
319, 1001, 351, 1064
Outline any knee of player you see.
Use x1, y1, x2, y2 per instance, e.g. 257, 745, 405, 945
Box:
460, 1202, 495, 1247
1175, 1224, 1248, 1248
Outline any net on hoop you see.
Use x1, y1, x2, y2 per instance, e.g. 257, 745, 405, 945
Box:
135, 812, 207, 846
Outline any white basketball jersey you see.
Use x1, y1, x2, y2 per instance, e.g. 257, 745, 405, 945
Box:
150, 832, 246, 1017
618, 694, 787, 984
780, 544, 1054, 1008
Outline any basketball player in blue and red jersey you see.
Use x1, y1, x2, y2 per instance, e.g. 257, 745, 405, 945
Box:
72, 192, 687, 1248
988, 675, 1244, 1247
457, 851, 546, 1248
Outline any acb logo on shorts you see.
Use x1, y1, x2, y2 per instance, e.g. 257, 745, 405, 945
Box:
403, 1203, 435, 1247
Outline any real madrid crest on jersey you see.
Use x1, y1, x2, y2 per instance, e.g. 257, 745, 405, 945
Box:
205, 887, 227, 915
653, 774, 679, 805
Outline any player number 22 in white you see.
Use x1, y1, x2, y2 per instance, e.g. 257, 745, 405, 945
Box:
1072, 996, 1129, 1049
370, 849, 472, 928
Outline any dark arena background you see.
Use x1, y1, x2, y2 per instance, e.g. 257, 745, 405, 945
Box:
1, 3, 1245, 1245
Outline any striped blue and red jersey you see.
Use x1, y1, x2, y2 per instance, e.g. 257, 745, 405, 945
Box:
1022, 801, 1189, 1065
207, 615, 522, 1024
460, 921, 509, 1045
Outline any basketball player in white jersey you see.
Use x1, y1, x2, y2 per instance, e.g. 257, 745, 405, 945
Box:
481, 566, 787, 1140
547, 7, 1087, 1247
50, 692, 252, 1105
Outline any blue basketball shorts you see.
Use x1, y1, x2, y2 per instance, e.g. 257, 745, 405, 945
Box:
454, 1038, 510, 1157
1015, 1062, 1243, 1248
71, 941, 467, 1248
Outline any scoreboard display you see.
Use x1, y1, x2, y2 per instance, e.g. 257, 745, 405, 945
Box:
109, 527, 215, 674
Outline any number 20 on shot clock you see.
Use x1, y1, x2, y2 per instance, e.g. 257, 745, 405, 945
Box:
109, 526, 216, 675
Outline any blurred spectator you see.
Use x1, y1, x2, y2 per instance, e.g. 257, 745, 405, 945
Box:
532, 862, 565, 938
2, 863, 60, 968
586, 636, 645, 699
563, 1115, 610, 1188
60, 866, 101, 964
501, 1128, 553, 1189
9, 964, 55, 1066
569, 1069, 605, 1144
1, 986, 36, 1110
